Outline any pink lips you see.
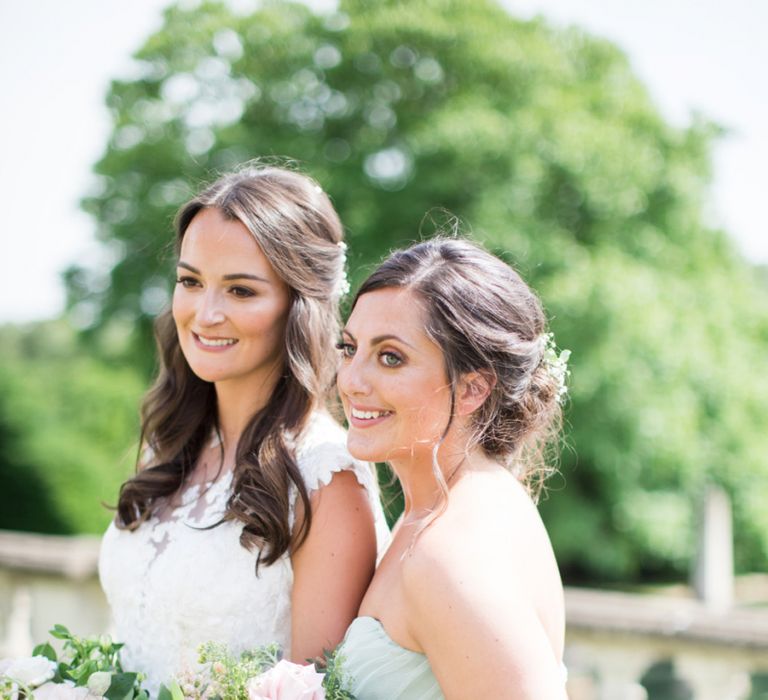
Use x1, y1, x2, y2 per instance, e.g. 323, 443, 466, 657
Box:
192, 332, 239, 352
347, 403, 393, 429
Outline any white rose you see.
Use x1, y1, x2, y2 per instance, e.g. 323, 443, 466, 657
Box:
33, 680, 92, 699
87, 671, 112, 696
2, 656, 57, 687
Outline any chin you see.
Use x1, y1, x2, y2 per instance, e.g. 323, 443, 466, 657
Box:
345, 434, 384, 463
184, 362, 231, 384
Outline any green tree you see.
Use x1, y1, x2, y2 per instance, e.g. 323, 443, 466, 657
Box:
0, 321, 145, 534
69, 0, 768, 580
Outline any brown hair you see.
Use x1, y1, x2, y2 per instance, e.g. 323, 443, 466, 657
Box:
116, 163, 346, 567
353, 236, 563, 500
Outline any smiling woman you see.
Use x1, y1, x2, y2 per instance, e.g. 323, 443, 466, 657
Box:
98, 163, 388, 695
172, 207, 291, 393
336, 237, 568, 699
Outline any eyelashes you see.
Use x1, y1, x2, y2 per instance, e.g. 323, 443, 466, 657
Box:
336, 341, 355, 358
175, 276, 255, 298
380, 351, 403, 368
336, 341, 404, 367
176, 275, 199, 288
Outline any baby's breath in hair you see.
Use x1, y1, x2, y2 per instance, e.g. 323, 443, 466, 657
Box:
333, 241, 351, 299
540, 333, 571, 403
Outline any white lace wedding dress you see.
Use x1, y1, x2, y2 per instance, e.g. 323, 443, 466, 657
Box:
99, 411, 389, 697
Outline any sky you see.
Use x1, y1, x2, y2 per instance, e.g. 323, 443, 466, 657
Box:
1, 0, 766, 323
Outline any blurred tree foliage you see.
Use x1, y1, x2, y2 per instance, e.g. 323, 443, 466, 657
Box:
0, 322, 144, 533
62, 0, 768, 580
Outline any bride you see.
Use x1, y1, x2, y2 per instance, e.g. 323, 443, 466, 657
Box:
98, 164, 388, 695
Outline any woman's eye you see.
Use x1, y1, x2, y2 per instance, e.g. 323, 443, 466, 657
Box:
380, 351, 403, 368
176, 276, 199, 288
335, 341, 356, 359
230, 286, 255, 298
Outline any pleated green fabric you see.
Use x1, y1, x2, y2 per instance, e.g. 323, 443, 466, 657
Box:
338, 616, 445, 700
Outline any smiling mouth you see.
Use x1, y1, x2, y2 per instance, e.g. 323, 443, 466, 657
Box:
194, 332, 238, 347
350, 407, 393, 420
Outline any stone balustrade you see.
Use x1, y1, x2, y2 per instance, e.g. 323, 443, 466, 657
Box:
1, 529, 767, 698
564, 586, 768, 699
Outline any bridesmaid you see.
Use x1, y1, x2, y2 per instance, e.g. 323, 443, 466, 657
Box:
336, 237, 569, 699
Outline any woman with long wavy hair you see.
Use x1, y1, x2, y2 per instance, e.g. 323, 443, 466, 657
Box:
99, 163, 388, 695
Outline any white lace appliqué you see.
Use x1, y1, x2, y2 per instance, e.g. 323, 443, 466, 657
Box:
98, 411, 388, 697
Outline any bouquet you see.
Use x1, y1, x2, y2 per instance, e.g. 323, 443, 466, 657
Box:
160, 642, 354, 700
1, 627, 353, 700
0, 625, 147, 699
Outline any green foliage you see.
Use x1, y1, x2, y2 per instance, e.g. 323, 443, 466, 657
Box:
65, 0, 768, 581
27, 624, 148, 699
317, 648, 356, 700
0, 320, 144, 534
206, 641, 282, 699
160, 641, 353, 699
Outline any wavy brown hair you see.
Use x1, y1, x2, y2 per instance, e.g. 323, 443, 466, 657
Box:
353, 236, 564, 502
116, 163, 347, 567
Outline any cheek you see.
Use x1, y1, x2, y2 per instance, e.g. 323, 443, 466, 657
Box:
402, 382, 452, 433
171, 290, 190, 328
241, 300, 289, 343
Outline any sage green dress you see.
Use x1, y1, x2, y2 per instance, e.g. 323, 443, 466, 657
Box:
338, 616, 444, 699
339, 615, 568, 699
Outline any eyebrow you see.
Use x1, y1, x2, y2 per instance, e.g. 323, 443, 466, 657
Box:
342, 329, 417, 351
177, 261, 271, 284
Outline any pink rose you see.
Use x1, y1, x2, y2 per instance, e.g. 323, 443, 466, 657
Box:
246, 660, 325, 700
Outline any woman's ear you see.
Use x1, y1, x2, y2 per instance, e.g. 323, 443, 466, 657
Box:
455, 370, 495, 416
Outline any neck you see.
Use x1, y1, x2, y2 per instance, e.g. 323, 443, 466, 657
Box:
214, 365, 283, 448
390, 437, 485, 516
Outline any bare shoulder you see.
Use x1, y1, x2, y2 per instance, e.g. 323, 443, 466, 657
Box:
400, 467, 565, 662
429, 469, 550, 556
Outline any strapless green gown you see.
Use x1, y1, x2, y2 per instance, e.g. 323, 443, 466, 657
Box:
338, 616, 444, 699
338, 616, 568, 699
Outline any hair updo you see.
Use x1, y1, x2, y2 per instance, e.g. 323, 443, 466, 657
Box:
353, 236, 563, 497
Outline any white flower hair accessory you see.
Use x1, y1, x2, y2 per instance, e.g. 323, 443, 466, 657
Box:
332, 240, 351, 299
540, 332, 571, 402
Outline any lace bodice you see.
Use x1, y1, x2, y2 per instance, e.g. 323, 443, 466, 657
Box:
99, 411, 389, 697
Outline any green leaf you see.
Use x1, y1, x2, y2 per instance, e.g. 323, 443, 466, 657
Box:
157, 686, 173, 700
104, 672, 138, 700
50, 623, 72, 640
158, 681, 184, 700
58, 661, 75, 682
71, 660, 97, 683
32, 641, 57, 662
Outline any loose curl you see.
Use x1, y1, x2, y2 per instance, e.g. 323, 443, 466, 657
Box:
353, 236, 563, 501
116, 163, 347, 567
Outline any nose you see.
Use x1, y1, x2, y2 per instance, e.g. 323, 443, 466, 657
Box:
196, 289, 226, 327
337, 355, 372, 398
